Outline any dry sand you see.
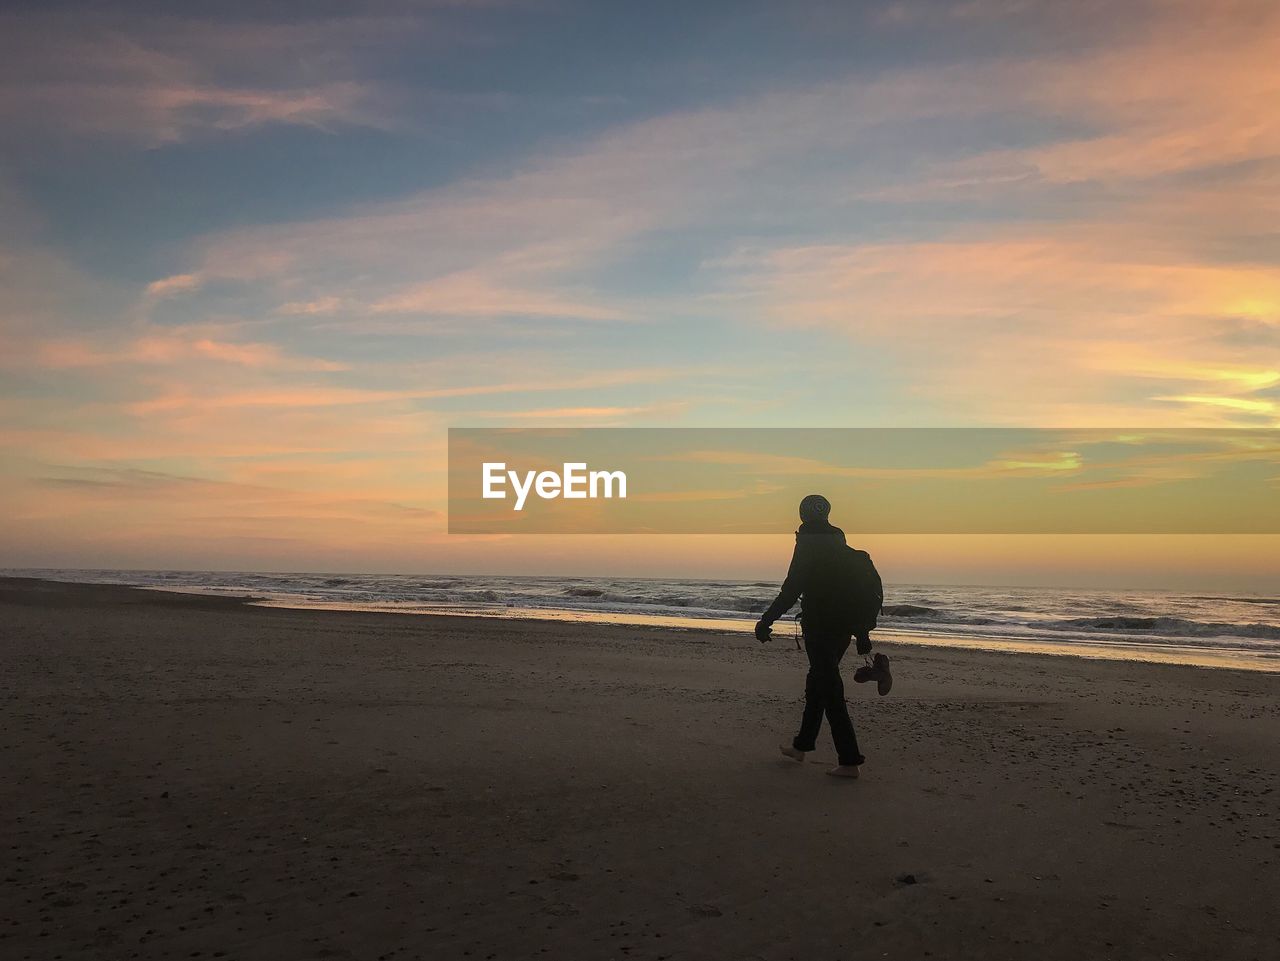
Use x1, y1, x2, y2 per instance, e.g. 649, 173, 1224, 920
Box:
2, 576, 1277, 960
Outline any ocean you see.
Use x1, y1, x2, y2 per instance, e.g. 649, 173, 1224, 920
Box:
8, 567, 1280, 672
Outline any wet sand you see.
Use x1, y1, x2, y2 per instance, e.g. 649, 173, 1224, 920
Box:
2, 576, 1277, 960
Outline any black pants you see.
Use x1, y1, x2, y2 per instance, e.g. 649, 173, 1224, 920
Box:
792, 630, 864, 766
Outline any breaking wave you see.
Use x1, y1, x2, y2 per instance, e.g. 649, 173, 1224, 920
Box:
7, 567, 1279, 660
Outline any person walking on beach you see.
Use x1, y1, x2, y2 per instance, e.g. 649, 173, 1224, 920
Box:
755, 494, 890, 778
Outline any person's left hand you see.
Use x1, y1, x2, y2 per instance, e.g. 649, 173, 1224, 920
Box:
855, 632, 872, 656
754, 620, 773, 644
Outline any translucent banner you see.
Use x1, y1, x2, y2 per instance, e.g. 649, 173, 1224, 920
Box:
447, 428, 1280, 534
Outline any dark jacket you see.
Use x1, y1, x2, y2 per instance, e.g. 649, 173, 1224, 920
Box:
760, 520, 859, 634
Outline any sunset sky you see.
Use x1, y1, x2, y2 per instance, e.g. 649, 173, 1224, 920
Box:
2, 0, 1278, 588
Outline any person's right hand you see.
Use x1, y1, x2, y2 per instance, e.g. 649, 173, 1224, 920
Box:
754, 620, 773, 644
855, 632, 872, 656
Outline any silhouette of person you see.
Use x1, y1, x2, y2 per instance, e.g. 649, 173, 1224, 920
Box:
755, 494, 889, 778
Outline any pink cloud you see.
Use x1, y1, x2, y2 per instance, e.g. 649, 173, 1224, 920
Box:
17, 330, 346, 372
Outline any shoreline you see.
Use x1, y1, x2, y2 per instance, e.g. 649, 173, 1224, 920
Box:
8, 574, 1279, 675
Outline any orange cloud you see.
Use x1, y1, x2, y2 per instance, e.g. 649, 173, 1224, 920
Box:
715, 232, 1279, 425
370, 271, 628, 321
144, 273, 202, 298
120, 365, 687, 415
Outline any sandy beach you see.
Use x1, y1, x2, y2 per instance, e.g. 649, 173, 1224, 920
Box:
2, 576, 1277, 961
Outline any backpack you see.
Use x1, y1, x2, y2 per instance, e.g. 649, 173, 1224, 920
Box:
838, 547, 883, 633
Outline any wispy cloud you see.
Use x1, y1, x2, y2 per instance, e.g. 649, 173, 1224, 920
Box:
0, 9, 467, 145
1157, 394, 1276, 415
121, 366, 688, 415
369, 271, 628, 321
13, 329, 346, 372
145, 273, 203, 298
463, 402, 687, 423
